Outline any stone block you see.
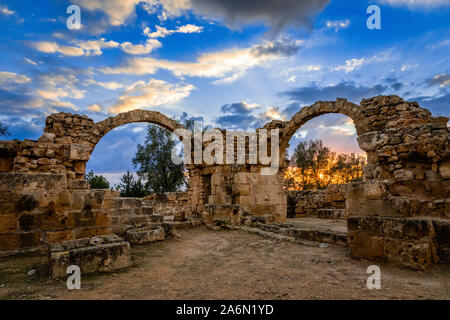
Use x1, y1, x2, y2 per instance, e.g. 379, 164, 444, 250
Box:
404, 219, 435, 240
46, 230, 75, 243
94, 211, 113, 227
363, 182, 387, 200
74, 162, 86, 174
383, 238, 432, 270
74, 227, 98, 239
0, 232, 42, 250
439, 161, 450, 180
394, 169, 414, 182
234, 184, 250, 195
126, 226, 165, 245
69, 144, 92, 161
348, 232, 384, 260
433, 220, 450, 247
382, 217, 405, 239
48, 234, 131, 278
0, 214, 17, 233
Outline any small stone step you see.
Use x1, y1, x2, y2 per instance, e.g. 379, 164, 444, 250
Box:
126, 226, 165, 245
142, 206, 153, 215
163, 215, 175, 222
161, 219, 202, 235
48, 235, 131, 279
317, 209, 346, 220
150, 214, 164, 223
253, 223, 347, 246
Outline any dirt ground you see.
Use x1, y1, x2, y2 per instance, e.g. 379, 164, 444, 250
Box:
0, 226, 449, 300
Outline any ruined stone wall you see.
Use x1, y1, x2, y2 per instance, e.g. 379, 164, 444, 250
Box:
0, 172, 189, 255
285, 184, 347, 217
144, 192, 190, 221
0, 95, 448, 269
0, 110, 184, 180
191, 165, 287, 227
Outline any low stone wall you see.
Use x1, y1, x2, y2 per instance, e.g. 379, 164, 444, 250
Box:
348, 216, 449, 270
346, 181, 449, 269
285, 184, 347, 217
0, 172, 190, 255
144, 192, 190, 221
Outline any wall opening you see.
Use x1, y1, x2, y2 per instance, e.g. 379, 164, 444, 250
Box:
282, 113, 366, 221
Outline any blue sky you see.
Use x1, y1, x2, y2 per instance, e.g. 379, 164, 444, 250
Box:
0, 0, 449, 185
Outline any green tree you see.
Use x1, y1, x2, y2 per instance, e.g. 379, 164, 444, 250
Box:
294, 139, 332, 189
330, 153, 365, 183
0, 121, 10, 137
85, 170, 110, 189
117, 170, 148, 197
117, 170, 134, 196
132, 124, 186, 193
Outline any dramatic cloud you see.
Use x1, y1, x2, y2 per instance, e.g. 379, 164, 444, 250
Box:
72, 0, 145, 26
286, 114, 362, 155
0, 72, 31, 87
87, 103, 104, 113
120, 39, 162, 55
0, 5, 15, 16
326, 19, 350, 31
86, 79, 124, 90
215, 102, 282, 130
73, 0, 330, 32
73, 38, 120, 56
30, 38, 158, 57
411, 91, 450, 117
280, 82, 387, 105
144, 24, 203, 38
186, 0, 330, 33
24, 58, 38, 66
0, 87, 44, 116
102, 39, 300, 83
108, 79, 195, 114
334, 58, 366, 73
36, 88, 69, 100
252, 39, 303, 57
333, 53, 391, 73
29, 41, 85, 56
384, 77, 405, 91
427, 73, 450, 88
380, 0, 450, 8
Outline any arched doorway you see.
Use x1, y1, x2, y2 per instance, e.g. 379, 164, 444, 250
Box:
268, 99, 367, 245
85, 109, 189, 191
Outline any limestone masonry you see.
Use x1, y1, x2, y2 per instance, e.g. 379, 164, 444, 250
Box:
0, 95, 449, 271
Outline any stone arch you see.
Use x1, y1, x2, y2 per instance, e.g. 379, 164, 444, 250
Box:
81, 110, 187, 179
279, 99, 362, 159
93, 109, 186, 146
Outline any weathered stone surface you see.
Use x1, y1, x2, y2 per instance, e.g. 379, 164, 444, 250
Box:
48, 234, 131, 278
0, 95, 448, 271
203, 204, 243, 227
285, 184, 347, 218
348, 216, 446, 270
69, 144, 92, 161
439, 161, 450, 180
126, 226, 165, 245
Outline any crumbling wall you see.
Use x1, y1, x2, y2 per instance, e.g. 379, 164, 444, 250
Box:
144, 192, 190, 221
0, 95, 448, 270
285, 184, 347, 217
0, 110, 184, 180
191, 165, 287, 226
0, 172, 190, 255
